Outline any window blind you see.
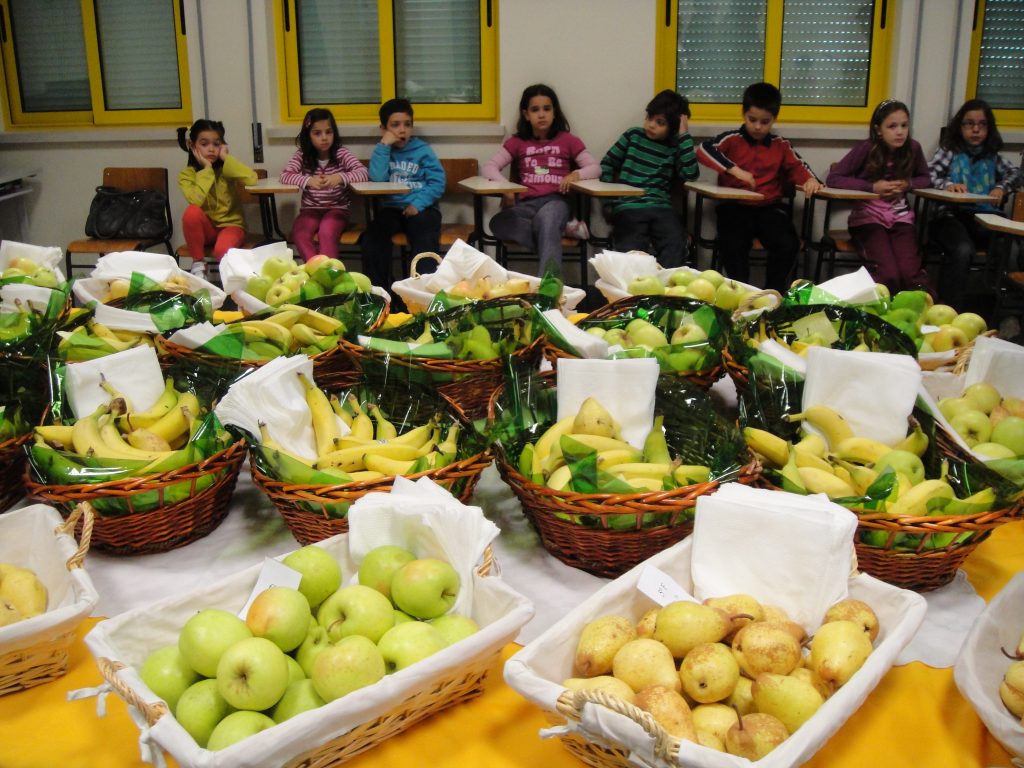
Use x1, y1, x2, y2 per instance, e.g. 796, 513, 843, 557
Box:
676, 0, 766, 103
394, 0, 481, 104
296, 0, 381, 105
976, 0, 1024, 110
780, 0, 873, 106
8, 0, 90, 112
95, 0, 182, 110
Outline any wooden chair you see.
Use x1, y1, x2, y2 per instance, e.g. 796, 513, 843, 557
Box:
64, 167, 174, 277
175, 168, 268, 282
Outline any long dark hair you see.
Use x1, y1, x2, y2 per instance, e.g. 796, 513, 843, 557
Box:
177, 119, 226, 170
296, 108, 342, 173
515, 83, 569, 140
865, 100, 914, 181
940, 98, 1002, 156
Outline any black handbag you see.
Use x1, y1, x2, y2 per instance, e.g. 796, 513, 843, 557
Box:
85, 186, 168, 240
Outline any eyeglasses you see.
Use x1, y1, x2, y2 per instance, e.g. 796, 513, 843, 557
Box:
963, 120, 988, 130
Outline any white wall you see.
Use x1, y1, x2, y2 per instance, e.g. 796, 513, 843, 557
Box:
0, 0, 1018, 265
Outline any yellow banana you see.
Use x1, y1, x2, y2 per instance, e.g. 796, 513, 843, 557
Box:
89, 322, 136, 351
894, 424, 929, 457
238, 319, 294, 350
34, 424, 75, 448
793, 432, 829, 459
346, 396, 374, 440
290, 323, 326, 349
832, 463, 855, 488
115, 377, 179, 432
832, 436, 893, 465
834, 460, 879, 495
265, 308, 309, 328
126, 428, 173, 453
673, 464, 711, 485
314, 441, 422, 472
561, 433, 636, 454
329, 395, 353, 427
794, 450, 835, 473
98, 374, 133, 413
887, 479, 956, 517
608, 462, 673, 479
785, 405, 855, 449
389, 419, 440, 448
147, 392, 201, 443
71, 409, 109, 457
595, 448, 645, 469
362, 453, 418, 477
742, 427, 790, 468
779, 448, 806, 492
797, 466, 858, 498
624, 476, 666, 492
546, 464, 572, 491
435, 423, 460, 456
259, 424, 314, 467
279, 304, 343, 334
346, 470, 386, 483
299, 373, 341, 457
98, 419, 173, 462
368, 405, 398, 441
642, 416, 671, 465
531, 415, 576, 476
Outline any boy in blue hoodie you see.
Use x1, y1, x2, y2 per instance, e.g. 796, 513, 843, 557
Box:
361, 98, 446, 288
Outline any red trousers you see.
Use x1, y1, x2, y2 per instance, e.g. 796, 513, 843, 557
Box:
849, 222, 934, 296
182, 205, 246, 261
291, 207, 349, 261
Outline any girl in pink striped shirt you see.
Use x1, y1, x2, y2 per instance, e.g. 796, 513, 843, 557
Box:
280, 108, 368, 262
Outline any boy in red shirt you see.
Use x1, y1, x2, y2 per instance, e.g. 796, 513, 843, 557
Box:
697, 82, 821, 292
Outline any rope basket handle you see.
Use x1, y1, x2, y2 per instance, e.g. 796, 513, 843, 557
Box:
97, 657, 170, 727
951, 330, 997, 376
732, 289, 782, 323
56, 502, 94, 571
476, 544, 495, 577
556, 687, 679, 764
410, 251, 443, 279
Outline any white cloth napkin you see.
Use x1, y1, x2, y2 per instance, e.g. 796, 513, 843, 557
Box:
815, 267, 881, 304
803, 346, 921, 446
64, 345, 166, 419
895, 570, 986, 667
165, 322, 224, 349
963, 335, 1024, 398
0, 282, 63, 313
347, 476, 501, 617
555, 357, 659, 449
71, 251, 226, 311
541, 309, 608, 359
691, 483, 858, 630
759, 338, 809, 374
421, 239, 504, 290
589, 249, 661, 286
0, 240, 62, 270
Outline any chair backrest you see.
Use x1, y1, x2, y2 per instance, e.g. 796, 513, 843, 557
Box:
1013, 191, 1024, 223
235, 167, 268, 205
440, 158, 478, 196
102, 167, 168, 194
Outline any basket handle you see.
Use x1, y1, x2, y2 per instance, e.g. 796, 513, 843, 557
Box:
951, 330, 997, 375
410, 251, 442, 278
476, 544, 495, 577
96, 657, 170, 727
556, 687, 679, 763
57, 502, 95, 571
732, 289, 781, 322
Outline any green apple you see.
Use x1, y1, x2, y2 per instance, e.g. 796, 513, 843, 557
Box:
261, 255, 296, 281
246, 275, 272, 301
245, 586, 312, 653
1, 267, 27, 279
664, 284, 690, 297
139, 645, 200, 711
625, 318, 669, 349
265, 283, 295, 306
310, 635, 386, 702
8, 257, 40, 275
394, 609, 415, 624
316, 584, 395, 643
358, 544, 416, 602
951, 312, 987, 341
963, 382, 1002, 415
992, 416, 1024, 455
951, 409, 994, 447
923, 303, 958, 326
714, 280, 746, 311
281, 545, 342, 610
390, 558, 460, 620
377, 621, 448, 673
685, 277, 717, 303
330, 272, 358, 295
348, 271, 372, 293
178, 608, 253, 678
216, 636, 290, 711
294, 623, 332, 677
668, 270, 695, 287
698, 269, 725, 288
174, 678, 235, 748
206, 710, 276, 751
670, 323, 708, 345
873, 450, 926, 486
428, 614, 480, 645
584, 326, 607, 338
928, 324, 969, 352
891, 289, 930, 314
305, 254, 330, 271
626, 275, 665, 295
666, 348, 704, 372
300, 281, 325, 300
30, 265, 58, 288
873, 283, 891, 302
271, 679, 326, 723
973, 441, 1017, 460
603, 328, 627, 348
285, 655, 305, 684
938, 396, 976, 421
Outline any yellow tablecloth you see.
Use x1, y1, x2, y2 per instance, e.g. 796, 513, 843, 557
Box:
2, 521, 1021, 768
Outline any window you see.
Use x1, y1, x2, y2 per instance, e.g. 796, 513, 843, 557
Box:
968, 0, 1024, 127
654, 0, 893, 124
0, 0, 191, 128
277, 0, 498, 123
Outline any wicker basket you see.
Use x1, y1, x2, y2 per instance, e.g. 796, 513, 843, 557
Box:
0, 503, 96, 696
24, 439, 247, 555
0, 431, 32, 513
250, 449, 494, 545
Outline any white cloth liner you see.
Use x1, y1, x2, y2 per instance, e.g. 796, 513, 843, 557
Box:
541, 309, 608, 359
802, 346, 921, 446
555, 357, 660, 449
0, 240, 62, 270
64, 345, 166, 419
815, 267, 881, 304
0, 240, 68, 311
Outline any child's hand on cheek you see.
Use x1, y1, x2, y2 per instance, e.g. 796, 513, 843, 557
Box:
218, 144, 230, 161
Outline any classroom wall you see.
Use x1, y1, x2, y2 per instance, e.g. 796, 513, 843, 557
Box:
0, 0, 1019, 269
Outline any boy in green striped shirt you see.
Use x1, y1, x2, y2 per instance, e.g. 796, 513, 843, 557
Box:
599, 90, 699, 267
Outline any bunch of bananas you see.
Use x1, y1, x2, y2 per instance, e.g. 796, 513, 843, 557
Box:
56, 319, 155, 361
0, 562, 47, 627
256, 374, 460, 485
214, 305, 345, 360
518, 398, 711, 494
743, 405, 996, 549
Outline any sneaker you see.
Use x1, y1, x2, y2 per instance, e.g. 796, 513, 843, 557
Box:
190, 261, 207, 279
563, 218, 590, 241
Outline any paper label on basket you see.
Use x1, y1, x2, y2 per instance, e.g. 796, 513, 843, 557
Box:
637, 565, 698, 607
237, 558, 303, 619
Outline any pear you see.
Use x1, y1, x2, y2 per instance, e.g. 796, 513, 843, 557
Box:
653, 601, 732, 659
727, 675, 755, 716
757, 618, 808, 645
635, 607, 659, 639
752, 673, 825, 734
0, 598, 23, 627
695, 729, 726, 752
563, 675, 637, 705
1000, 660, 1024, 719
679, 642, 740, 703
574, 615, 637, 677
789, 666, 834, 700
0, 565, 47, 617
691, 703, 739, 743
634, 684, 696, 741
704, 594, 763, 638
810, 620, 873, 689
611, 638, 681, 693
724, 713, 788, 760
822, 598, 880, 643
731, 623, 802, 677
761, 604, 794, 624
572, 397, 618, 438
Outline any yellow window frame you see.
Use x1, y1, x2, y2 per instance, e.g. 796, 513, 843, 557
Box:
0, 0, 191, 129
654, 0, 893, 125
966, 0, 1024, 129
276, 0, 498, 124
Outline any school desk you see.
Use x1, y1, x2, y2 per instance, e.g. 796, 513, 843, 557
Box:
683, 181, 765, 266
242, 178, 299, 244
457, 175, 528, 255
798, 186, 880, 282
975, 212, 1024, 319
568, 179, 645, 253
